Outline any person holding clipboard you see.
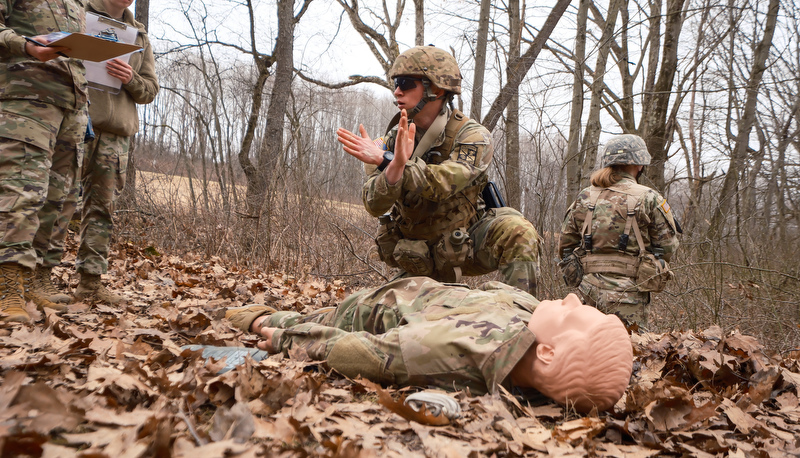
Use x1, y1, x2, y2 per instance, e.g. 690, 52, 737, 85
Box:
37, 0, 159, 305
0, 0, 89, 323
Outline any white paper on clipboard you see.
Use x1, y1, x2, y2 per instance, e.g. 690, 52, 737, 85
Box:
84, 12, 139, 94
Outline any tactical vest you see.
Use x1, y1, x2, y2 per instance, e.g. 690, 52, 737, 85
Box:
578, 184, 651, 278
392, 109, 487, 242
576, 183, 673, 292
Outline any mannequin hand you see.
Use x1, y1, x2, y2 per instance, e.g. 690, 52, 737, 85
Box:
256, 327, 277, 352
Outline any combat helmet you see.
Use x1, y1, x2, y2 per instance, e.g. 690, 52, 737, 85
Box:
600, 134, 651, 168
389, 46, 461, 117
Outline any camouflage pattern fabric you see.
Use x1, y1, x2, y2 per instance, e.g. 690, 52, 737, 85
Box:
44, 131, 129, 272
0, 100, 86, 269
600, 134, 651, 168
41, 0, 158, 272
560, 173, 679, 327
389, 46, 462, 94
261, 277, 538, 395
0, 0, 88, 269
0, 0, 88, 110
364, 108, 541, 295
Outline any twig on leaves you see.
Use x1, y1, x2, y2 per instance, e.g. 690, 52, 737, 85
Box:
178, 401, 207, 446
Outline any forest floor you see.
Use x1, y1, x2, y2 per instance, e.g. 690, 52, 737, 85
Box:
1, 237, 799, 457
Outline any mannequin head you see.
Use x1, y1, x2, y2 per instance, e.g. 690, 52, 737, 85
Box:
523, 294, 633, 412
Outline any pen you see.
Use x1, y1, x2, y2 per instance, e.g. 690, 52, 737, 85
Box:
24, 36, 68, 58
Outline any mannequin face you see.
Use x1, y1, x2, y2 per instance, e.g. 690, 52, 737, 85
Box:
528, 293, 608, 344
518, 293, 633, 412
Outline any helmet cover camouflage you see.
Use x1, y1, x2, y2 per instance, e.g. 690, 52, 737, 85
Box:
600, 134, 651, 168
389, 46, 462, 94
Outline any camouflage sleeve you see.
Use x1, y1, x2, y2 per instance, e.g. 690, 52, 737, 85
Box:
559, 192, 589, 254
122, 31, 159, 105
362, 130, 401, 216
639, 191, 679, 261
400, 125, 492, 202
362, 167, 403, 217
0, 2, 28, 57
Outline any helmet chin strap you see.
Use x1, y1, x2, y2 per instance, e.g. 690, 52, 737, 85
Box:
393, 79, 443, 120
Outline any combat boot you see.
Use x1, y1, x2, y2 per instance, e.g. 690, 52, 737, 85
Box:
0, 264, 30, 323
22, 268, 68, 313
75, 273, 127, 305
32, 266, 71, 304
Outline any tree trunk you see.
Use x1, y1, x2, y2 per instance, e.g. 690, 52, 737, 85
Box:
413, 0, 424, 46
481, 0, 570, 131
565, 0, 588, 203
579, 0, 623, 190
707, 0, 779, 240
504, 0, 521, 209
134, 0, 149, 31
641, 0, 687, 191
470, 0, 491, 121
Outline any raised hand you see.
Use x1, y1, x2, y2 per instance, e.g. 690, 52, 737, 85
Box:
385, 109, 415, 185
337, 124, 382, 165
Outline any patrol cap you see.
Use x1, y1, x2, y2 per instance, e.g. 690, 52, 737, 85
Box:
389, 46, 462, 94
600, 134, 652, 168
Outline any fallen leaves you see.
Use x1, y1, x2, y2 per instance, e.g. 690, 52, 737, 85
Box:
0, 240, 798, 456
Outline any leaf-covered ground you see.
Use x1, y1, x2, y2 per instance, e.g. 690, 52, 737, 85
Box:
1, 240, 799, 457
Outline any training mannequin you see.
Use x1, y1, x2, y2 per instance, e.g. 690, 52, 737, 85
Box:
225, 277, 633, 412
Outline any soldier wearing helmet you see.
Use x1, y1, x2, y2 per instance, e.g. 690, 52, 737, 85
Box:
337, 46, 541, 295
558, 134, 680, 329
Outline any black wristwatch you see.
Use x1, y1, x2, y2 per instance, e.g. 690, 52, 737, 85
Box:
377, 150, 394, 172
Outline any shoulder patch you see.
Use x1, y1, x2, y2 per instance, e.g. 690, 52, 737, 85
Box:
458, 145, 479, 163
657, 198, 677, 232
660, 199, 671, 214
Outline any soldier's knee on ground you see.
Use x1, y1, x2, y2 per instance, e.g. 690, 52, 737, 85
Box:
225, 305, 277, 332
595, 291, 649, 331
327, 334, 396, 384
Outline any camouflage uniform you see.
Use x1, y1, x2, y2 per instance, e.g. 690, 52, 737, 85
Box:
368, 107, 541, 295
365, 46, 540, 295
44, 0, 158, 274
0, 0, 88, 270
560, 173, 679, 326
259, 277, 538, 395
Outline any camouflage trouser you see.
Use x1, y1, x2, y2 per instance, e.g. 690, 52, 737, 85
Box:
465, 207, 541, 296
44, 130, 129, 272
264, 284, 415, 385
260, 277, 535, 393
0, 99, 86, 269
577, 275, 650, 329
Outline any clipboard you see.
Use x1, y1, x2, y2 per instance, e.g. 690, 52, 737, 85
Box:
45, 32, 141, 62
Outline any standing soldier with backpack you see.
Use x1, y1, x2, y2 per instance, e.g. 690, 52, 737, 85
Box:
337, 45, 541, 295
559, 134, 680, 329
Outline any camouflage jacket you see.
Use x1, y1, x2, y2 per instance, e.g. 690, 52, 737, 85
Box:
363, 107, 493, 241
266, 277, 538, 396
86, 0, 158, 136
0, 0, 88, 109
559, 174, 679, 290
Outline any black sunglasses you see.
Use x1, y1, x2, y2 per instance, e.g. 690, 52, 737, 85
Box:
394, 77, 423, 91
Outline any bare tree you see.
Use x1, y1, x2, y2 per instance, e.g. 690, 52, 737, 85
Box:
504, 0, 522, 209
564, 0, 589, 202
707, 0, 780, 241
470, 0, 491, 121
414, 0, 424, 45
577, 0, 623, 191
481, 0, 571, 131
